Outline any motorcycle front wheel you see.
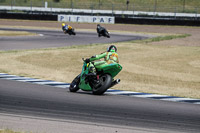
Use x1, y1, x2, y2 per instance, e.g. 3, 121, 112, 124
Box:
92, 74, 112, 95
105, 31, 110, 38
69, 74, 80, 92
71, 29, 76, 35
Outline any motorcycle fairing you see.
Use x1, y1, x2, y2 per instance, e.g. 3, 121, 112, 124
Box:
79, 62, 93, 91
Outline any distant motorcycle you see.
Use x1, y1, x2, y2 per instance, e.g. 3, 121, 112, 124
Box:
97, 24, 110, 38
62, 23, 76, 36
99, 29, 110, 38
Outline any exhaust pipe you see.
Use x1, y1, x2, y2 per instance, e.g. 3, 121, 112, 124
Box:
110, 79, 120, 87
115, 79, 120, 84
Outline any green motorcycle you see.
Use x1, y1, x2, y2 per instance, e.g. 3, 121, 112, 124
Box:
69, 58, 122, 95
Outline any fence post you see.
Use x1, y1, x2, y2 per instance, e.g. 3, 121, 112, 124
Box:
71, 3, 73, 15
195, 7, 198, 19
91, 4, 93, 16
154, 0, 157, 15
126, 0, 129, 10
133, 4, 134, 17
45, 1, 48, 8
11, 0, 13, 10
43, 0, 45, 7
30, 0, 32, 11
174, 7, 176, 19
71, 0, 73, 9
99, 0, 101, 9
112, 4, 114, 16
182, 0, 185, 12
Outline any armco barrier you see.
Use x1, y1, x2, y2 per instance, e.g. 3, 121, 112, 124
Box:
115, 17, 200, 26
0, 12, 57, 21
1, 12, 200, 26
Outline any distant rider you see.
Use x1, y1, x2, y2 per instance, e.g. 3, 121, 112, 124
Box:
86, 45, 119, 75
96, 24, 107, 37
62, 23, 73, 34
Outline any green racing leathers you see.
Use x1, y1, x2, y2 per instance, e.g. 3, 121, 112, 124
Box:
88, 51, 119, 74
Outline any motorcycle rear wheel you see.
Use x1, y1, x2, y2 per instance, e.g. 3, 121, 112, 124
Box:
92, 74, 112, 95
69, 74, 80, 92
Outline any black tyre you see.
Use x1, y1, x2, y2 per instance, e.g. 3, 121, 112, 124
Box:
92, 74, 112, 95
69, 74, 80, 92
71, 29, 76, 35
105, 31, 110, 38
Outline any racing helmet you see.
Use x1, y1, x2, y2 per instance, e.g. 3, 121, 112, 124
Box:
62, 23, 65, 27
107, 45, 117, 52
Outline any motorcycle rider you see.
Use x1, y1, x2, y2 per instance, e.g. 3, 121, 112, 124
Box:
96, 24, 108, 37
62, 23, 73, 34
86, 45, 119, 75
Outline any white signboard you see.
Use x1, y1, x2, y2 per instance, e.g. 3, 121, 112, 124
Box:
58, 15, 115, 24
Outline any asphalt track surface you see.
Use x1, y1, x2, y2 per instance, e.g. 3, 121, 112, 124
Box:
0, 28, 200, 133
0, 28, 147, 51
0, 78, 200, 133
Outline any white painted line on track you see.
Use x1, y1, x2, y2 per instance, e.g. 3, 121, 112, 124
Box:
105, 90, 139, 95
0, 74, 17, 77
32, 81, 68, 85
131, 94, 170, 98
53, 85, 70, 88
161, 97, 199, 102
1, 77, 31, 80
18, 79, 47, 82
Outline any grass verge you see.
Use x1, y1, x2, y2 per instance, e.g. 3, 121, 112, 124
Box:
0, 33, 199, 99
